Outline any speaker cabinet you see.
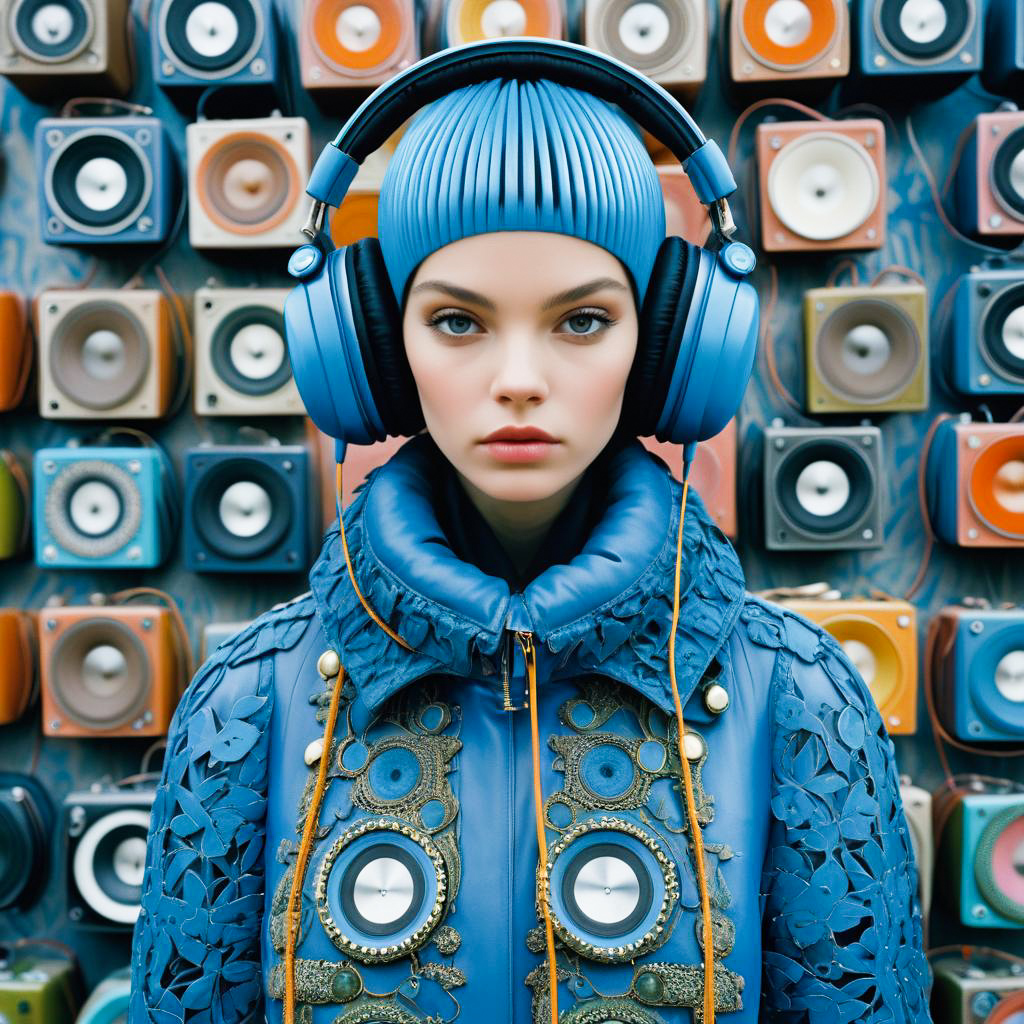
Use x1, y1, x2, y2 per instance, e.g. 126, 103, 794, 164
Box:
0, 291, 29, 411
0, 948, 77, 1023
729, 0, 849, 85
0, 771, 53, 910
937, 789, 1024, 929
33, 444, 178, 569
926, 420, 1024, 547
298, 0, 417, 90
763, 424, 885, 550
0, 609, 35, 724
38, 605, 183, 737
932, 953, 1024, 1024
153, 0, 278, 90
780, 598, 917, 733
36, 117, 176, 245
981, 0, 1024, 97
804, 283, 928, 412
75, 966, 131, 1023
0, 451, 28, 560
954, 111, 1024, 238
949, 265, 1024, 396
900, 778, 933, 920
438, 0, 562, 45
931, 606, 1024, 745
0, 0, 131, 100
184, 444, 315, 572
187, 115, 311, 248
37, 289, 175, 419
641, 418, 738, 537
583, 0, 705, 98
201, 619, 251, 660
757, 119, 886, 253
63, 786, 155, 928
194, 287, 302, 415
657, 163, 711, 246
326, 128, 404, 247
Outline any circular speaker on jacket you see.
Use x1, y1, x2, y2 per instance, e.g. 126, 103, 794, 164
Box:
50, 618, 150, 730
818, 614, 901, 711
45, 460, 143, 558
49, 302, 151, 410
159, 0, 263, 77
579, 742, 638, 801
980, 283, 1024, 384
195, 132, 300, 234
968, 435, 1024, 540
739, 0, 839, 69
874, 0, 971, 62
561, 1001, 664, 1023
767, 133, 879, 241
776, 440, 873, 535
210, 304, 291, 396
8, 0, 92, 61
0, 776, 52, 910
316, 819, 447, 962
308, 0, 410, 76
72, 808, 150, 925
192, 456, 292, 559
546, 817, 677, 962
586, 0, 685, 74
991, 125, 1024, 223
974, 804, 1024, 925
814, 298, 921, 404
45, 131, 152, 236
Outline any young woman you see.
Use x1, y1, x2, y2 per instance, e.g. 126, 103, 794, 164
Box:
129, 42, 931, 1024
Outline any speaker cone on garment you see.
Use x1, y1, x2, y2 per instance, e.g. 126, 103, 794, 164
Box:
874, 0, 972, 62
991, 124, 1024, 223
967, 434, 1024, 541
8, 0, 92, 61
973, 804, 1024, 926
71, 807, 150, 926
980, 282, 1024, 384
158, 0, 263, 77
210, 304, 290, 396
0, 774, 52, 910
736, 0, 839, 69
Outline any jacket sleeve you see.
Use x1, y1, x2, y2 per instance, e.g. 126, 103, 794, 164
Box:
758, 616, 932, 1023
128, 624, 276, 1024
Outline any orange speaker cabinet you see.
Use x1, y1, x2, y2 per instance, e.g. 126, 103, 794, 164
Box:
782, 598, 918, 734
0, 291, 29, 411
756, 119, 886, 253
0, 609, 36, 724
38, 605, 183, 738
947, 423, 1024, 546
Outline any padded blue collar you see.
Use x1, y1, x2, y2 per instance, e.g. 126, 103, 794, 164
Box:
308, 434, 746, 714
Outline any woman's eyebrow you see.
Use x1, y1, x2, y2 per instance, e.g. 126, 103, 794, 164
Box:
408, 278, 628, 312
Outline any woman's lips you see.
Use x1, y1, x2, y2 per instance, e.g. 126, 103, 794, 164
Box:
481, 440, 560, 463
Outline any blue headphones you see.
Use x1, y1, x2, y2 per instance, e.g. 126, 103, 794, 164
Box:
283, 37, 759, 461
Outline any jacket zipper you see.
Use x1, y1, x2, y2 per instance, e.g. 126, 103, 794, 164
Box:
501, 628, 533, 711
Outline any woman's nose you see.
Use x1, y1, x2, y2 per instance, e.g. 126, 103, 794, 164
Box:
489, 332, 550, 405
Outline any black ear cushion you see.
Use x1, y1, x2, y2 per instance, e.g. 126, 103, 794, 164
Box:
345, 237, 425, 437
622, 236, 700, 438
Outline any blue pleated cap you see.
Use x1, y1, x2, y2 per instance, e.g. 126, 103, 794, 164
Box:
377, 77, 667, 309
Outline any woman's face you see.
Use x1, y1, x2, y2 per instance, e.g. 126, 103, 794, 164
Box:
402, 231, 640, 505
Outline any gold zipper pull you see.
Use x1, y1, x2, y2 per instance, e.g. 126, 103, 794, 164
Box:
501, 629, 532, 711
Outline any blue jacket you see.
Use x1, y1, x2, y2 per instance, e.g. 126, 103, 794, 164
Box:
129, 433, 932, 1024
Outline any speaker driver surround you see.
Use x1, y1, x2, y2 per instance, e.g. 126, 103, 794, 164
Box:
0, 775, 52, 910
967, 435, 1024, 540
311, 0, 410, 74
72, 808, 150, 925
980, 283, 1024, 384
875, 0, 972, 62
777, 441, 872, 533
739, 0, 838, 68
589, 0, 688, 73
159, 0, 263, 77
44, 460, 142, 558
974, 805, 1024, 926
9, 0, 92, 60
210, 304, 290, 396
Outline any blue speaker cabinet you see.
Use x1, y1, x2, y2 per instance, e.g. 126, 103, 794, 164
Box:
981, 0, 1024, 97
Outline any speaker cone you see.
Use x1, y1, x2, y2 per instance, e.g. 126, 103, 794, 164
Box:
50, 618, 150, 729
815, 298, 920, 403
159, 0, 263, 77
210, 304, 291, 395
776, 440, 873, 534
46, 130, 151, 236
980, 283, 1024, 384
985, 991, 1024, 1024
8, 0, 92, 61
309, 0, 410, 75
875, 0, 971, 61
196, 131, 300, 234
819, 614, 901, 711
995, 649, 1024, 704
991, 125, 1024, 223
974, 804, 1024, 926
968, 435, 1024, 539
0, 780, 50, 910
45, 460, 142, 558
739, 0, 838, 69
72, 808, 150, 925
588, 0, 685, 72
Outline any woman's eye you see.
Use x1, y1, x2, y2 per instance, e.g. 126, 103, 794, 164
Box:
428, 312, 482, 337
558, 310, 614, 337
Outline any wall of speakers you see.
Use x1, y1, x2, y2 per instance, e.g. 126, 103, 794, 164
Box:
763, 424, 885, 550
0, 0, 131, 100
38, 604, 184, 737
33, 443, 178, 569
0, 948, 77, 1022
183, 443, 314, 572
0, 451, 28, 560
900, 778, 933, 921
194, 286, 302, 415
37, 289, 176, 419
75, 966, 131, 1023
954, 111, 1024, 238
948, 265, 1024, 396
0, 609, 35, 725
152, 0, 278, 90
781, 597, 918, 732
187, 115, 311, 248
0, 771, 53, 910
63, 786, 155, 929
804, 282, 929, 412
926, 420, 1024, 547
931, 605, 1024, 745
582, 0, 705, 97
756, 118, 886, 253
36, 117, 177, 245
981, 0, 1024, 98
298, 0, 418, 91
729, 0, 850, 86
0, 290, 29, 411
931, 953, 1024, 1024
